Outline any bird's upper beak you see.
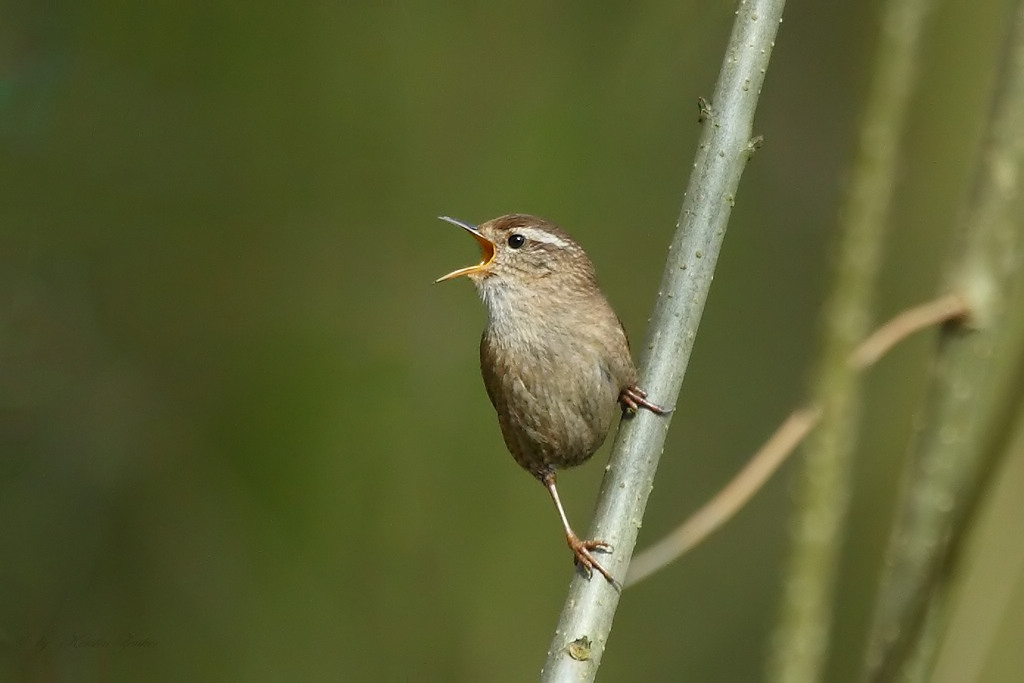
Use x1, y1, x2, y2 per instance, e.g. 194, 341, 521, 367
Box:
435, 216, 497, 282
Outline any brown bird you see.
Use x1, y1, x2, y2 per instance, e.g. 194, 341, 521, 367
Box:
436, 214, 669, 585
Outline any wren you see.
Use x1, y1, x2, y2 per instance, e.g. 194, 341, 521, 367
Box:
436, 214, 668, 585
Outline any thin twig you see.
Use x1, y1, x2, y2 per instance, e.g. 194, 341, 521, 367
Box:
849, 293, 969, 369
625, 294, 969, 587
626, 407, 822, 587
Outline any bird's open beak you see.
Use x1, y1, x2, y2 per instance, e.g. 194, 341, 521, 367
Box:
435, 216, 497, 282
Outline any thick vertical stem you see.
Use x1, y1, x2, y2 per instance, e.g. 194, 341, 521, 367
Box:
768, 1, 936, 681
540, 1, 787, 680
863, 1, 1024, 678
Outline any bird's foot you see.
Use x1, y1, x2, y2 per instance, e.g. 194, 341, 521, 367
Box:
567, 533, 619, 588
619, 384, 672, 415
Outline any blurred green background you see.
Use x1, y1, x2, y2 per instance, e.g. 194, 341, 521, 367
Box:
2, 1, 1019, 680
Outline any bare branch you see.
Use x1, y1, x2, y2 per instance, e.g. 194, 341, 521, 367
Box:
540, 1, 788, 679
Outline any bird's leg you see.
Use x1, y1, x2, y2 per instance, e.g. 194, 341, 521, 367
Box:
619, 384, 672, 415
542, 472, 619, 587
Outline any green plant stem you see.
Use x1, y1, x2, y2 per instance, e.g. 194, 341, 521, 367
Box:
539, 1, 787, 680
767, 1, 936, 682
863, 1, 1024, 679
927, 400, 1024, 683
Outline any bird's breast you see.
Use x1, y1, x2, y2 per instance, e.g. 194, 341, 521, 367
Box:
479, 313, 624, 472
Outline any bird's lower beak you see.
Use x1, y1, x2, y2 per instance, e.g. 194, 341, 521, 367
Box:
435, 216, 497, 282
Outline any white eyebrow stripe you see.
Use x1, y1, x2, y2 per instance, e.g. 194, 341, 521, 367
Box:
516, 227, 570, 248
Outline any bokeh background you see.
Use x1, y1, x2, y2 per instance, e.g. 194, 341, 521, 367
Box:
2, 1, 1020, 680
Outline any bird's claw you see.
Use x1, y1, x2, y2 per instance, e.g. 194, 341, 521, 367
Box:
619, 385, 672, 416
568, 536, 620, 588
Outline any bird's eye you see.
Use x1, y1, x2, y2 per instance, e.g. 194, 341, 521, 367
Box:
507, 234, 526, 249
